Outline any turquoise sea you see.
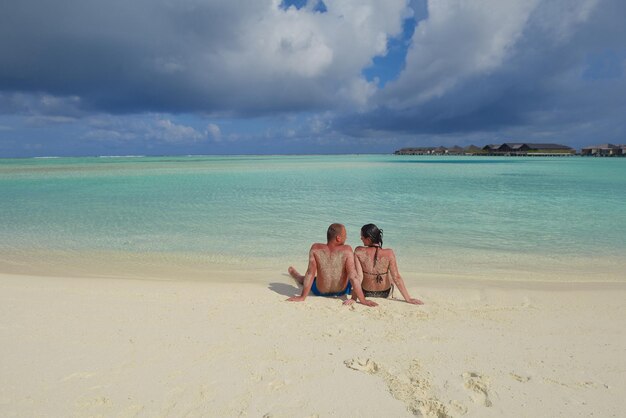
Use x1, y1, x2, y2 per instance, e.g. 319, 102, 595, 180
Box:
1, 155, 625, 282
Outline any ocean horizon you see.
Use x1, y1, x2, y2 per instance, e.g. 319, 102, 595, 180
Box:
1, 154, 624, 283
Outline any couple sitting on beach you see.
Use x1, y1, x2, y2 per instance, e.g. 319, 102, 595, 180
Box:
287, 223, 423, 307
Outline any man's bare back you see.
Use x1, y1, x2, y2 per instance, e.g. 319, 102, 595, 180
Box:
289, 243, 352, 293
287, 223, 377, 306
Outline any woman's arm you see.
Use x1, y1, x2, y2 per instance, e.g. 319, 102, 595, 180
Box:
388, 250, 424, 305
344, 250, 376, 307
352, 252, 364, 300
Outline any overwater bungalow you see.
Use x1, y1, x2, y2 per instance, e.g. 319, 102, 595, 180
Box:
394, 143, 574, 156
464, 145, 485, 155
448, 146, 465, 155
394, 147, 436, 155
581, 144, 624, 157
433, 146, 448, 155
482, 143, 574, 156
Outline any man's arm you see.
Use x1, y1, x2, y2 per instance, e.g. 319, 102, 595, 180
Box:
350, 253, 362, 301
287, 246, 317, 302
344, 248, 377, 307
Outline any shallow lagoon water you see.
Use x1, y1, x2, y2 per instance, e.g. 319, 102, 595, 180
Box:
1, 155, 624, 282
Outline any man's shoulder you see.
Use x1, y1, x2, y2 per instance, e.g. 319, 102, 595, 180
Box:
310, 243, 328, 251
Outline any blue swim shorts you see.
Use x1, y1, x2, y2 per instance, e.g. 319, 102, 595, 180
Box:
310, 278, 352, 297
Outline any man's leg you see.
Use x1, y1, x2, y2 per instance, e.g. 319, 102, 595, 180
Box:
288, 266, 305, 285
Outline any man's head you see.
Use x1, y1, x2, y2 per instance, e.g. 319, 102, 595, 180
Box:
327, 223, 346, 245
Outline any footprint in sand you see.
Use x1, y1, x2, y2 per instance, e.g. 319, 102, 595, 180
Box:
543, 377, 602, 389
74, 396, 111, 408
462, 372, 492, 407
268, 379, 288, 391
60, 371, 96, 382
345, 358, 463, 417
510, 373, 531, 383
344, 358, 379, 374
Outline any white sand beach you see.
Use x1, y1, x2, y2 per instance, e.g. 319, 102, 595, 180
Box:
1, 272, 624, 417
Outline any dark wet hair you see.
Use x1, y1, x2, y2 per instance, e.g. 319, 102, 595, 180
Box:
361, 224, 383, 246
327, 223, 344, 242
361, 224, 384, 266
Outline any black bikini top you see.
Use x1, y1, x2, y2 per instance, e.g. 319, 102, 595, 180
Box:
362, 268, 390, 284
362, 245, 389, 283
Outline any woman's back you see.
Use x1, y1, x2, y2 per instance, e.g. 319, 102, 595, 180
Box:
355, 246, 394, 292
351, 223, 423, 305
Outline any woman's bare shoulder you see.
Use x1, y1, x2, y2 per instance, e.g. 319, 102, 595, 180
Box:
380, 247, 396, 257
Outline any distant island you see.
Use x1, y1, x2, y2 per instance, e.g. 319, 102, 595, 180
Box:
394, 143, 626, 157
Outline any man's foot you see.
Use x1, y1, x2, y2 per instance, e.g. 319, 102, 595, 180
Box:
288, 266, 305, 285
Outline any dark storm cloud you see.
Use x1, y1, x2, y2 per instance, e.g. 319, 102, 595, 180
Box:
0, 1, 262, 113
338, 0, 626, 147
0, 0, 409, 115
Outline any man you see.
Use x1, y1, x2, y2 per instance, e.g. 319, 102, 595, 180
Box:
287, 223, 377, 307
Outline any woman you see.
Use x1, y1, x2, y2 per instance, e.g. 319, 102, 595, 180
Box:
350, 224, 423, 305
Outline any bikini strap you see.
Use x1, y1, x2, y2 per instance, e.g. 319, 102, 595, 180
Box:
362, 270, 389, 276
363, 246, 388, 284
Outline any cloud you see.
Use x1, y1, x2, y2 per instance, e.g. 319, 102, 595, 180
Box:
83, 128, 138, 142
83, 116, 208, 144
379, 0, 540, 107
0, 0, 411, 115
26, 115, 78, 126
339, 0, 626, 147
1, 0, 625, 156
0, 92, 83, 117
206, 123, 222, 141
377, 0, 606, 109
151, 119, 206, 143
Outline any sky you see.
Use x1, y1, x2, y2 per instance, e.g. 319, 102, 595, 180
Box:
1, 0, 625, 157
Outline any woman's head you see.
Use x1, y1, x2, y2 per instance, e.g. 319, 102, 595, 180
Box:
361, 223, 383, 247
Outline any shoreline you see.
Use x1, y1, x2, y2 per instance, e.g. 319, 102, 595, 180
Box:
1, 271, 624, 417
3, 269, 626, 291
2, 248, 624, 285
